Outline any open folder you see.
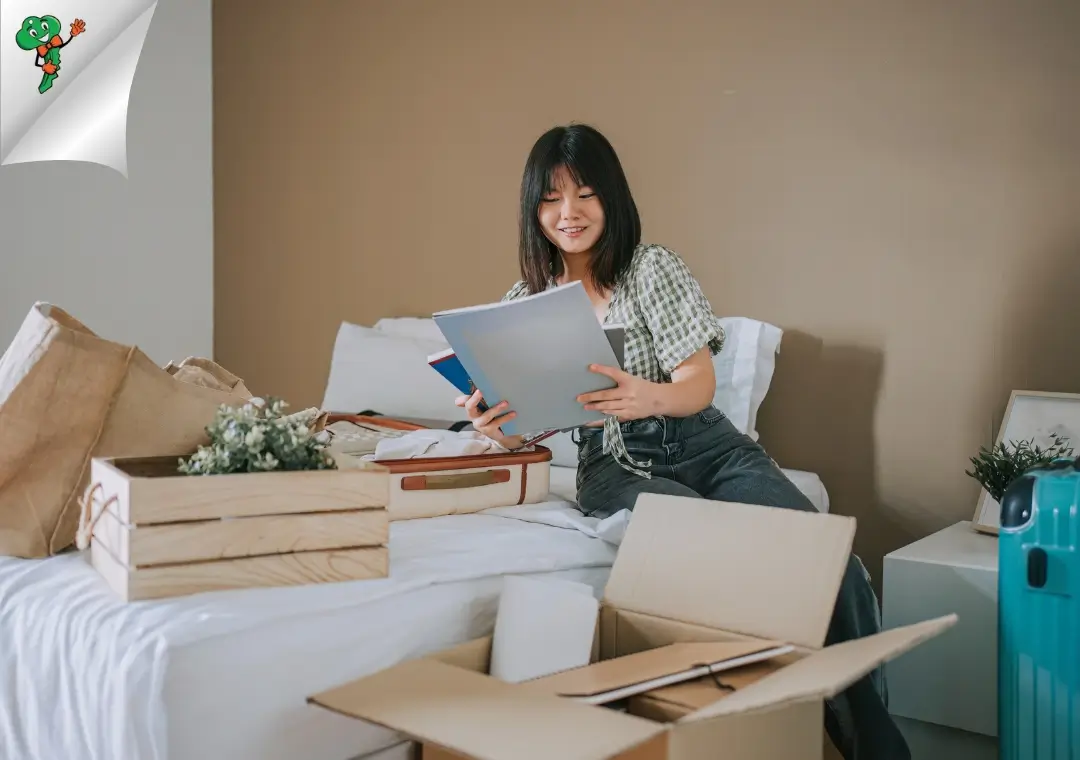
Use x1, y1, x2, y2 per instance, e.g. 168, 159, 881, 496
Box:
431, 281, 625, 438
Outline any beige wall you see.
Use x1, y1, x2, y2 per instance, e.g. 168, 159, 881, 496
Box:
213, 0, 1080, 582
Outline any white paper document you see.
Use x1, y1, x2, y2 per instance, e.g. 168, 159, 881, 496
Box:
433, 281, 624, 437
490, 575, 600, 684
1, 0, 158, 175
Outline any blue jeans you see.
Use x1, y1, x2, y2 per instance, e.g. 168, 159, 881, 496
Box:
573, 407, 910, 760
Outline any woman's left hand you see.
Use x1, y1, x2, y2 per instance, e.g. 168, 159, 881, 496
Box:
577, 364, 661, 422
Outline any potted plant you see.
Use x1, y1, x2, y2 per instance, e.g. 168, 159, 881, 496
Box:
965, 432, 1074, 504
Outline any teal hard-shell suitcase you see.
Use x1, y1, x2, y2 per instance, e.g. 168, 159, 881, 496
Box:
998, 460, 1080, 759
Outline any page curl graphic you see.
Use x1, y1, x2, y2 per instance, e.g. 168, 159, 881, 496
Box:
1, 0, 158, 176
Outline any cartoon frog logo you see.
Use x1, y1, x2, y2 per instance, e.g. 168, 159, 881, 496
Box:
15, 15, 86, 95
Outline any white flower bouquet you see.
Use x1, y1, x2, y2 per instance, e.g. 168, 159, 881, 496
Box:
178, 396, 336, 475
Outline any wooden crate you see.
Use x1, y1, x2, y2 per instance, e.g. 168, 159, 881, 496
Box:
82, 455, 390, 601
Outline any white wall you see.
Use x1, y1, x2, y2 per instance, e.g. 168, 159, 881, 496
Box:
0, 0, 213, 365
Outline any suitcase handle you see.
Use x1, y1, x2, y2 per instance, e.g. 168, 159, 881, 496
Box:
400, 469, 512, 491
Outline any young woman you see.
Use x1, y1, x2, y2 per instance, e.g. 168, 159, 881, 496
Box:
455, 123, 909, 760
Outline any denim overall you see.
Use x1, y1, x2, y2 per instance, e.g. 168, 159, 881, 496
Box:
573, 406, 910, 760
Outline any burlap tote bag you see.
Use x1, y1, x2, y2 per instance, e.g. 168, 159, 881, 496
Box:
0, 302, 252, 558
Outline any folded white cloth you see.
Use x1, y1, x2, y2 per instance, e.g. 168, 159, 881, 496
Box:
371, 429, 514, 460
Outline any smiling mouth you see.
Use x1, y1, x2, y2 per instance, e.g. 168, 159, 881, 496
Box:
559, 226, 587, 234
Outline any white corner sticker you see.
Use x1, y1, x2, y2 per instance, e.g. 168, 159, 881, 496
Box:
1, 1, 158, 176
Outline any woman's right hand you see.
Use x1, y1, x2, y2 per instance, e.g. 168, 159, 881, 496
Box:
455, 390, 524, 450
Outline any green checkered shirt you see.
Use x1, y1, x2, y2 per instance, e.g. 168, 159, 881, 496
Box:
503, 243, 726, 477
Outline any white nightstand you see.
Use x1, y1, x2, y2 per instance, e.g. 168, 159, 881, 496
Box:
882, 521, 999, 741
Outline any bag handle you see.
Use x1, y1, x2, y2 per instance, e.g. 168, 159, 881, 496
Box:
400, 469, 512, 491
75, 482, 119, 551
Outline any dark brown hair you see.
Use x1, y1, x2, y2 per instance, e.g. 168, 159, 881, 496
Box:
517, 124, 641, 294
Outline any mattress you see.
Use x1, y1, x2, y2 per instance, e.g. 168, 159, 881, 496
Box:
547, 464, 831, 513
166, 564, 613, 760
0, 501, 617, 760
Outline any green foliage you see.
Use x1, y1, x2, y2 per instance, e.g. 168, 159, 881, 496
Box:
178, 397, 336, 475
965, 433, 1074, 502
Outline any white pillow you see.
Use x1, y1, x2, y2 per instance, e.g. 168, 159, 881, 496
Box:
711, 317, 783, 441
321, 322, 469, 421
373, 317, 447, 343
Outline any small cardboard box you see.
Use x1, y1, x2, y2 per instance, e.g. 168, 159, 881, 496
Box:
309, 494, 957, 760
83, 455, 390, 601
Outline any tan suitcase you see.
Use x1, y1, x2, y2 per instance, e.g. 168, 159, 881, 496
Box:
325, 414, 552, 521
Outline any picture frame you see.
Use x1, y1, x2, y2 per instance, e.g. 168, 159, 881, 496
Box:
971, 390, 1080, 535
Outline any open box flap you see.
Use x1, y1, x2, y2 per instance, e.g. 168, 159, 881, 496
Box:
519, 640, 783, 699
677, 615, 958, 723
308, 658, 665, 760
604, 494, 856, 649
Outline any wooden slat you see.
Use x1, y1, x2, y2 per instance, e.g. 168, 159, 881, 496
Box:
91, 541, 388, 602
91, 456, 389, 525
93, 504, 388, 567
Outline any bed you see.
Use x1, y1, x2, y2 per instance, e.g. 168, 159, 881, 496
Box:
0, 465, 828, 760
0, 498, 618, 760
0, 314, 832, 760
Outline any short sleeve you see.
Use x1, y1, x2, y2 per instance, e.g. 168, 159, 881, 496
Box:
636, 246, 725, 374
502, 280, 529, 302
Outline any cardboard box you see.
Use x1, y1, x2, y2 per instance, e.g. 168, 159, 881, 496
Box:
624, 661, 842, 759
309, 494, 957, 759
84, 455, 390, 601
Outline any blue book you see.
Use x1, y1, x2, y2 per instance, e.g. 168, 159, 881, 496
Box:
428, 282, 626, 438
427, 347, 490, 413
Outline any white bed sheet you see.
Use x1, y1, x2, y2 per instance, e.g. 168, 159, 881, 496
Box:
0, 500, 618, 760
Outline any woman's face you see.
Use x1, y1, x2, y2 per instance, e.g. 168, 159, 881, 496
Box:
538, 165, 605, 256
